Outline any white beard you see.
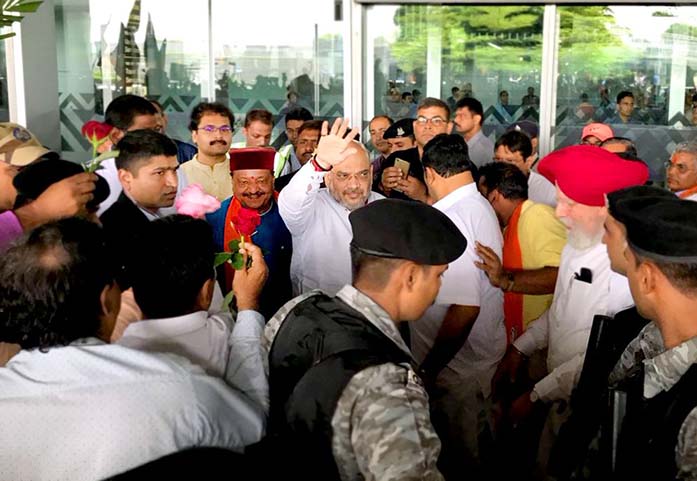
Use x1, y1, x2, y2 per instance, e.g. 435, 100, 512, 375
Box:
566, 227, 603, 250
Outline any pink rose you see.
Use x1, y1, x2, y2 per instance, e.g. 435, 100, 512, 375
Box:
176, 184, 221, 219
231, 207, 261, 237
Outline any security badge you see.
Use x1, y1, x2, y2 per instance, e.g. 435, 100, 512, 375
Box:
396, 127, 405, 137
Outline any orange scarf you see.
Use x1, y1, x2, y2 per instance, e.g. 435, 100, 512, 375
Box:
678, 185, 697, 199
502, 203, 524, 345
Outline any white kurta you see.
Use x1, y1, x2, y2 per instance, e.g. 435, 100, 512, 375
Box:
513, 241, 634, 402
118, 309, 268, 414
0, 340, 265, 481
278, 161, 383, 296
528, 170, 558, 208
410, 183, 506, 395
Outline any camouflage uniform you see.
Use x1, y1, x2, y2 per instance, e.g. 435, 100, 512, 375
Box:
610, 322, 697, 480
263, 285, 444, 481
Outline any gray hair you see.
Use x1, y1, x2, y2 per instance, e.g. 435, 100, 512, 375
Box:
673, 140, 697, 161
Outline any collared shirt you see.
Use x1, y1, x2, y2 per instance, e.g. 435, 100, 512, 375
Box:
96, 157, 189, 217
609, 325, 697, 480
278, 161, 383, 296
0, 339, 265, 480
676, 189, 697, 202
118, 309, 268, 414
465, 129, 495, 168
264, 286, 444, 481
528, 170, 558, 207
180, 154, 232, 201
0, 210, 22, 252
410, 182, 505, 395
514, 241, 635, 402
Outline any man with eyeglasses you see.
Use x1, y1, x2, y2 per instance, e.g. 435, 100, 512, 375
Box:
181, 102, 236, 201
279, 118, 383, 296
376, 98, 452, 203
666, 141, 697, 201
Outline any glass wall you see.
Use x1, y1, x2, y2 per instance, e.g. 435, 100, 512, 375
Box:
54, 0, 343, 161
364, 5, 544, 142
0, 40, 8, 122
554, 5, 697, 179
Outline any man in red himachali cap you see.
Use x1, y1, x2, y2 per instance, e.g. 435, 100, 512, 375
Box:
206, 147, 292, 319
491, 144, 649, 477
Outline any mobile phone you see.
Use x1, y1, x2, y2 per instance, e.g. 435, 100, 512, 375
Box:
394, 158, 410, 178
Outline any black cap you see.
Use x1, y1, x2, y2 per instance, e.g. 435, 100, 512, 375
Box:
607, 185, 674, 225
614, 195, 697, 262
383, 118, 414, 140
506, 120, 539, 139
349, 198, 467, 265
13, 159, 110, 211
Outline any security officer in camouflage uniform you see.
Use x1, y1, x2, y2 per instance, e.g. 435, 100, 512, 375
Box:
262, 122, 466, 480
597, 195, 697, 480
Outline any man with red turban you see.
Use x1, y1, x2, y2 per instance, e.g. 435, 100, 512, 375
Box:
491, 145, 649, 476
206, 147, 292, 319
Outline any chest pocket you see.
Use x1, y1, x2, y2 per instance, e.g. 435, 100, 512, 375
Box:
553, 275, 608, 330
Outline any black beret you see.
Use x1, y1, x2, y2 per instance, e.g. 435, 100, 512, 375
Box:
614, 195, 697, 262
13, 159, 110, 211
349, 198, 467, 265
383, 118, 414, 140
607, 185, 674, 225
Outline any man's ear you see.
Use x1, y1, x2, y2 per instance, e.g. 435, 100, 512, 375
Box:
447, 121, 454, 134
108, 127, 125, 146
424, 166, 434, 185
640, 262, 660, 298
195, 278, 216, 312
118, 168, 134, 193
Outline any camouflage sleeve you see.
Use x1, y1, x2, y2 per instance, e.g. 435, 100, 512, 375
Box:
331, 363, 444, 481
677, 407, 697, 481
608, 322, 662, 386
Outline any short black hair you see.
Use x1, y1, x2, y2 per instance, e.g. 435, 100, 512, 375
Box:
370, 115, 394, 126
115, 130, 178, 172
417, 97, 451, 120
105, 94, 158, 130
244, 109, 273, 127
601, 136, 638, 158
350, 245, 408, 287
451, 87, 460, 95
285, 107, 313, 124
0, 218, 115, 350
401, 92, 412, 100
298, 120, 323, 136
478, 162, 528, 201
495, 130, 533, 160
632, 248, 697, 295
617, 90, 634, 104
422, 133, 473, 178
454, 97, 484, 125
130, 215, 215, 319
188, 102, 235, 132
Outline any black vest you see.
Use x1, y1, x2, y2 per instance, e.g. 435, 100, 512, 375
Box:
613, 361, 697, 480
267, 293, 411, 481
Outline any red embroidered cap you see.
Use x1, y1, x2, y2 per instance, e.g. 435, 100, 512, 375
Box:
229, 147, 275, 172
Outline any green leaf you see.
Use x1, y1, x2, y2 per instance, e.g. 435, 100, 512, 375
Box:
6, 2, 42, 13
213, 252, 232, 268
222, 289, 236, 313
230, 252, 245, 270
0, 32, 14, 39
227, 238, 241, 252
85, 149, 118, 173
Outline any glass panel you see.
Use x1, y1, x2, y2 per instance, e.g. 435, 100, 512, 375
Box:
363, 5, 544, 141
55, 0, 209, 162
211, 0, 344, 148
555, 5, 697, 180
0, 40, 8, 122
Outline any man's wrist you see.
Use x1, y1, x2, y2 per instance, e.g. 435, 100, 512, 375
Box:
311, 153, 331, 172
236, 296, 259, 311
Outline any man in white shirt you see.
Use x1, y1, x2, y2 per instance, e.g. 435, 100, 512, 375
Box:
279, 118, 383, 296
0, 218, 264, 481
118, 215, 269, 413
494, 130, 557, 207
666, 140, 697, 201
492, 144, 649, 476
410, 133, 505, 479
180, 102, 235, 201
95, 94, 188, 216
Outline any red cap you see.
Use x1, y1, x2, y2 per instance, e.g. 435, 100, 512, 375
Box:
581, 123, 614, 142
538, 145, 649, 207
229, 147, 275, 172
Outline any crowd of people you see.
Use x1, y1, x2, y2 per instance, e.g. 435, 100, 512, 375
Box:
0, 89, 697, 481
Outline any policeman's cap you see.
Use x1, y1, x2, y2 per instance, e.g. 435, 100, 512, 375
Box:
383, 118, 414, 140
349, 199, 466, 265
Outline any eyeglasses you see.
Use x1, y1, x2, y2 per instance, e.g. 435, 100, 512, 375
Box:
416, 116, 447, 127
197, 125, 233, 134
664, 161, 691, 174
334, 170, 371, 182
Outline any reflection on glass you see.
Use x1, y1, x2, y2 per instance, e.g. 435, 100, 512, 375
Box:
555, 6, 697, 179
56, 0, 209, 161
0, 40, 8, 122
211, 0, 343, 146
364, 4, 544, 136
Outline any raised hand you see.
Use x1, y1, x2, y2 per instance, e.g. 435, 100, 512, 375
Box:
314, 118, 360, 169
